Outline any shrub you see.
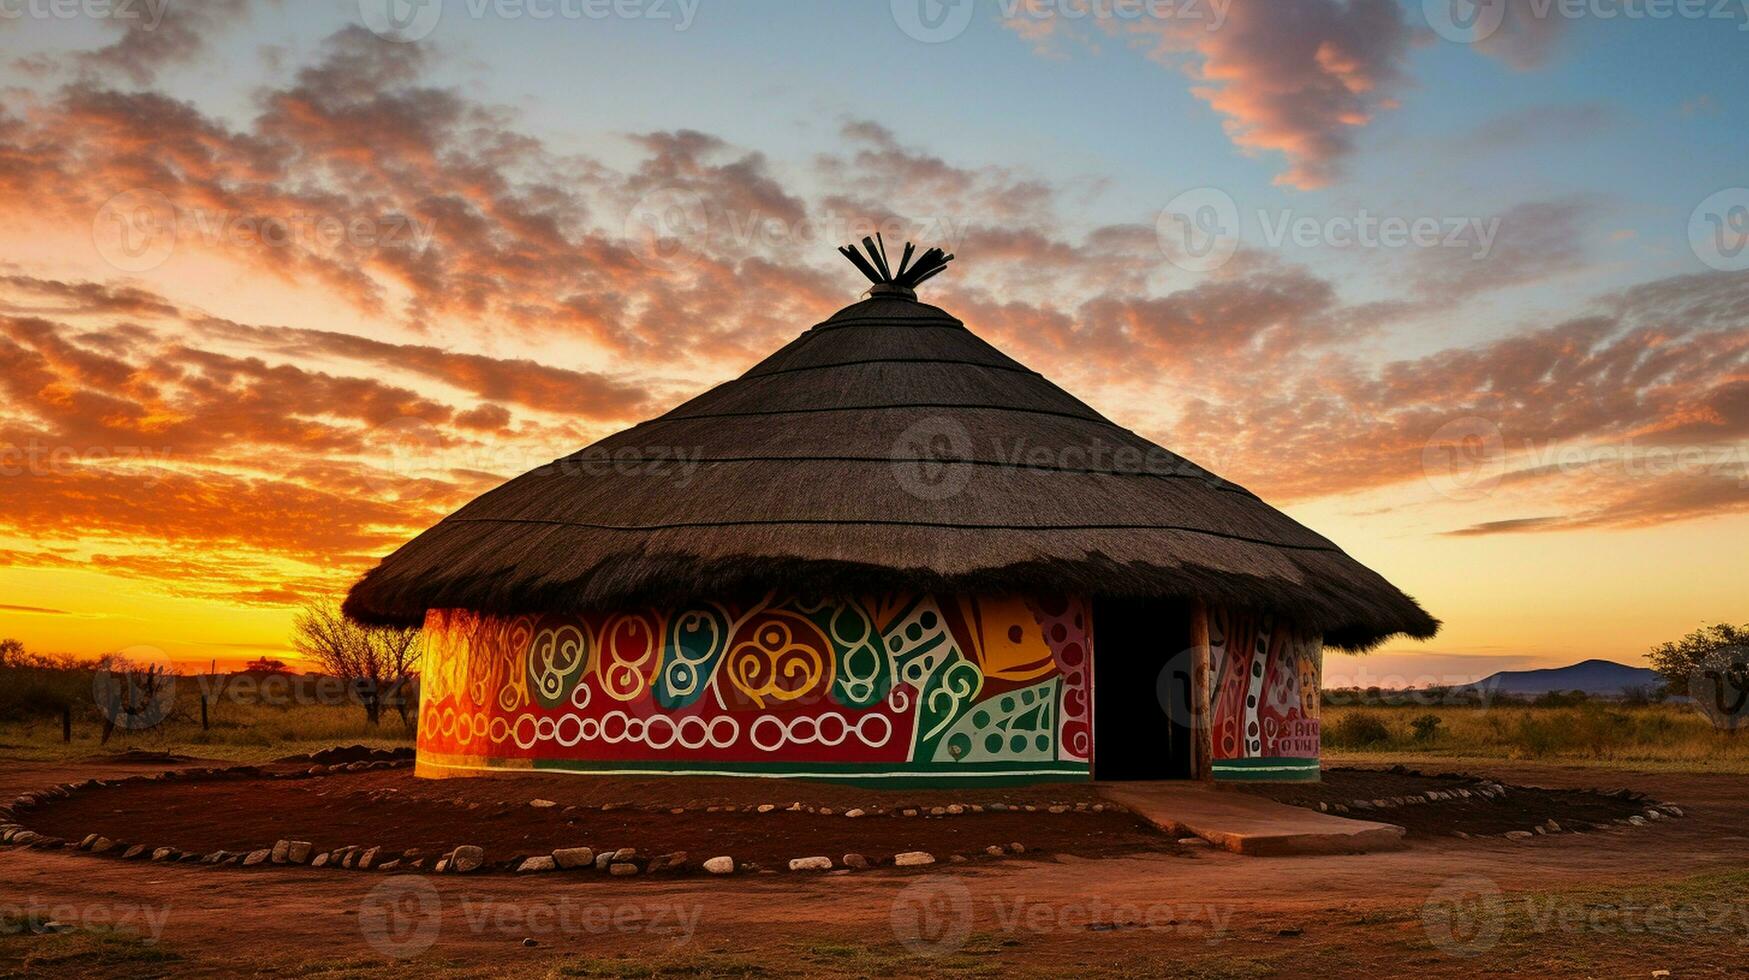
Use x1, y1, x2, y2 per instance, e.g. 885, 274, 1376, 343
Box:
1327, 712, 1392, 748
1410, 714, 1443, 743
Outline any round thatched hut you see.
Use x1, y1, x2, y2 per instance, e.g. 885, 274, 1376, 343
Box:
345, 241, 1436, 785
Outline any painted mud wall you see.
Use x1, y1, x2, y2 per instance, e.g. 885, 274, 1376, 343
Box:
415, 595, 1322, 783
416, 594, 1093, 783
1208, 608, 1323, 782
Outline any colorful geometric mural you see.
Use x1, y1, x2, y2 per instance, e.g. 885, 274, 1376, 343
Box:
416, 594, 1094, 782
1208, 607, 1323, 781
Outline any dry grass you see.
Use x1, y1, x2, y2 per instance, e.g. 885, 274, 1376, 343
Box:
0, 699, 412, 763
1322, 703, 1749, 773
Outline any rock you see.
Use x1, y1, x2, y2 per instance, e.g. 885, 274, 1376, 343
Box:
1316, 802, 1329, 812
90, 836, 116, 854
1452, 831, 1470, 840
1178, 837, 1210, 847
948, 854, 967, 864
518, 855, 557, 873
311, 853, 330, 868
893, 851, 935, 867
985, 845, 1006, 857
553, 846, 595, 869
1644, 809, 1664, 821
703, 856, 735, 875
122, 844, 148, 859
1504, 831, 1534, 841
530, 799, 557, 809
450, 845, 485, 873
989, 803, 1009, 812
357, 846, 381, 870
946, 804, 965, 815
271, 840, 291, 863
377, 860, 400, 872
817, 807, 833, 816
843, 808, 865, 818
649, 851, 688, 872
1047, 804, 1068, 814
1542, 820, 1562, 833
757, 804, 776, 813
151, 847, 176, 861
611, 847, 636, 863
434, 859, 449, 873
522, 938, 539, 948
78, 834, 99, 850
1628, 815, 1649, 827
594, 851, 614, 871
669, 807, 685, 814
609, 863, 639, 876
1662, 805, 1684, 818
928, 806, 946, 816
243, 848, 272, 866
287, 841, 313, 864
789, 856, 833, 871
202, 850, 226, 864
901, 808, 919, 817
1007, 842, 1026, 854
842, 853, 871, 869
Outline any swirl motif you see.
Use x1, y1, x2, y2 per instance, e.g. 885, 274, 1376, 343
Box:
599, 612, 661, 702
527, 621, 590, 708
724, 610, 832, 708
920, 657, 983, 745
655, 605, 730, 710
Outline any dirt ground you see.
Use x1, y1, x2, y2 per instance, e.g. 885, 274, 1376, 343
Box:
16, 762, 1171, 869
1237, 765, 1661, 839
4, 756, 1748, 978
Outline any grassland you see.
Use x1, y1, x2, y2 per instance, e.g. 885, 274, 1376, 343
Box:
1322, 702, 1749, 773
0, 698, 413, 764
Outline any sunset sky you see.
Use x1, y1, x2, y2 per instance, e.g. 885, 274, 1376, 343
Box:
0, 0, 1744, 683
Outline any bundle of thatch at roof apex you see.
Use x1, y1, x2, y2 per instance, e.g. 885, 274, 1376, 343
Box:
344, 243, 1437, 651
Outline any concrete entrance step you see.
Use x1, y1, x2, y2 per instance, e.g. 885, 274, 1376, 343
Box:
1097, 781, 1407, 857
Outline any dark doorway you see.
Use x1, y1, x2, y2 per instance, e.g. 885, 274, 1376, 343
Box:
1091, 599, 1195, 780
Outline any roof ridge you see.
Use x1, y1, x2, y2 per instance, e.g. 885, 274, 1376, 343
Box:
742, 356, 1040, 380
655, 402, 1115, 425
440, 515, 1343, 553
546, 451, 1254, 496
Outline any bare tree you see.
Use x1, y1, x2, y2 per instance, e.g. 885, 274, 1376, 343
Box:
291, 602, 423, 726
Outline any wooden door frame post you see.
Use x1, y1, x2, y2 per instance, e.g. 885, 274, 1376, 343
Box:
1190, 598, 1213, 781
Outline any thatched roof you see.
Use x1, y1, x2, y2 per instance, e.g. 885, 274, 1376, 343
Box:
345, 247, 1437, 650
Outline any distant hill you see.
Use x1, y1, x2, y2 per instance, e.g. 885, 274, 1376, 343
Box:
1464, 659, 1661, 697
